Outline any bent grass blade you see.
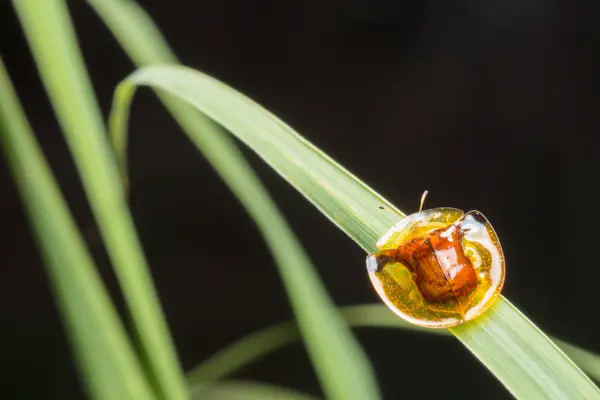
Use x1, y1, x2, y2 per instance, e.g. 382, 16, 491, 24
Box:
90, 2, 382, 399
0, 58, 156, 400
110, 65, 600, 399
11, 1, 188, 398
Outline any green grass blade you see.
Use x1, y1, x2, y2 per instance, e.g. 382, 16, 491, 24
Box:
88, 0, 401, 248
110, 64, 600, 399
0, 58, 156, 400
551, 340, 600, 384
191, 381, 321, 400
11, 2, 187, 398
187, 304, 600, 385
454, 299, 598, 397
86, 0, 178, 65
88, 2, 383, 400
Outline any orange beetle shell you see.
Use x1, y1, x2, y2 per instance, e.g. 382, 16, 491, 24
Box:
367, 208, 505, 328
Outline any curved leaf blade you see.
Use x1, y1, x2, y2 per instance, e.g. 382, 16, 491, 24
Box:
111, 64, 600, 399
111, 93, 382, 400
0, 58, 156, 400
111, 65, 403, 250
90, 2, 383, 399
10, 1, 188, 398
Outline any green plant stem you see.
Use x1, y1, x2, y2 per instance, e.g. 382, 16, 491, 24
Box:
0, 58, 156, 400
110, 64, 600, 399
89, 2, 383, 400
11, 1, 187, 399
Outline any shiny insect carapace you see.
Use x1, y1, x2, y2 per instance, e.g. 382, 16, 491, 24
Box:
367, 192, 505, 328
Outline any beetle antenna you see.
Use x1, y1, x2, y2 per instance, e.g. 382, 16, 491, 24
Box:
419, 190, 429, 212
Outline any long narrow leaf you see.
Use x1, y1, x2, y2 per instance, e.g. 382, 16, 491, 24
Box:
110, 64, 600, 399
88, 1, 382, 400
11, 1, 188, 399
187, 304, 600, 384
0, 58, 156, 400
85, 0, 402, 245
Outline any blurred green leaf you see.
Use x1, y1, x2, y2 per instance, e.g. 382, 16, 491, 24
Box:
191, 381, 321, 400
0, 58, 156, 400
188, 304, 600, 385
110, 64, 600, 399
11, 1, 187, 398
89, 0, 402, 249
89, 1, 381, 400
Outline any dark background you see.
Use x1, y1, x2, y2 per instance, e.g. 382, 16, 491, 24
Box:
1, 0, 600, 398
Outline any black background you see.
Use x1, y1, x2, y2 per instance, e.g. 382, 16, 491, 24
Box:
1, 1, 600, 399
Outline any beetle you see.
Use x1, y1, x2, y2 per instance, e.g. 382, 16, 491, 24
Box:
367, 192, 505, 328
